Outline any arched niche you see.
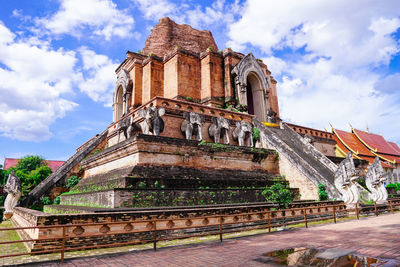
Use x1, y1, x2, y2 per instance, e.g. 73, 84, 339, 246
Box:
232, 53, 270, 121
114, 86, 124, 121
113, 69, 131, 122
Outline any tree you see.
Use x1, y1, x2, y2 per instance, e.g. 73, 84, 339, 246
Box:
262, 182, 293, 209
318, 183, 329, 201
3, 155, 52, 195
0, 164, 7, 185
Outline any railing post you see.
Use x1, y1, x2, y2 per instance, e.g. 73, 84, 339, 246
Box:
303, 208, 308, 228
333, 206, 337, 224
60, 226, 66, 263
374, 201, 378, 216
219, 216, 223, 242
389, 200, 394, 213
153, 219, 157, 251
267, 211, 271, 233
355, 204, 359, 220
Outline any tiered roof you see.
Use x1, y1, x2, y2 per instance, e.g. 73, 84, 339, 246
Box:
332, 126, 400, 169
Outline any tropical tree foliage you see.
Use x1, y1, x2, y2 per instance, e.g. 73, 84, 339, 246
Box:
262, 182, 293, 209
3, 155, 52, 195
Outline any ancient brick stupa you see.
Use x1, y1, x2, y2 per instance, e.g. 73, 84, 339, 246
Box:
26, 17, 339, 212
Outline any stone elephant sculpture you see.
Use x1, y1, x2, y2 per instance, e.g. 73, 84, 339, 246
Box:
117, 116, 137, 142
3, 170, 21, 220
180, 112, 204, 141
137, 106, 165, 136
208, 117, 230, 144
232, 121, 253, 147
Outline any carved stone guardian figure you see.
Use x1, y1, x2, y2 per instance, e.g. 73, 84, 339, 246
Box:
137, 107, 166, 136
334, 152, 360, 205
3, 170, 22, 220
232, 121, 253, 147
208, 117, 230, 144
365, 157, 388, 203
180, 112, 204, 141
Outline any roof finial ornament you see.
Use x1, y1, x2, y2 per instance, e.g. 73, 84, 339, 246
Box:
366, 123, 369, 133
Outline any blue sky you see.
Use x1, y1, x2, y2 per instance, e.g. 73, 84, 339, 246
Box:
0, 0, 399, 163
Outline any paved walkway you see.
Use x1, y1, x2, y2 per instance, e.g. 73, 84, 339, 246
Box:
25, 213, 400, 267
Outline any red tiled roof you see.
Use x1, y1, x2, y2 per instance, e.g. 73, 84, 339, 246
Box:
388, 142, 400, 154
3, 158, 19, 170
353, 129, 400, 156
333, 128, 395, 169
357, 155, 394, 169
333, 128, 374, 156
2, 158, 65, 172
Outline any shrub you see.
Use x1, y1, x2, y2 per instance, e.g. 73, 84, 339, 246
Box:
66, 176, 81, 188
138, 181, 146, 189
253, 127, 260, 143
42, 196, 51, 205
53, 196, 60, 205
386, 183, 400, 194
0, 195, 5, 206
262, 182, 293, 209
318, 183, 328, 201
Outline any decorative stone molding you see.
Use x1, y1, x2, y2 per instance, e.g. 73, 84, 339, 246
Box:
366, 157, 388, 203
208, 117, 230, 144
3, 170, 21, 219
180, 112, 204, 141
334, 152, 360, 205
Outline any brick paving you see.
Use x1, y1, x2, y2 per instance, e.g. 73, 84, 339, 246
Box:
21, 213, 400, 266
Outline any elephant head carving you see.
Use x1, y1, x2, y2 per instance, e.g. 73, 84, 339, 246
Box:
137, 106, 165, 136
232, 121, 253, 147
117, 115, 137, 142
208, 117, 230, 144
180, 112, 204, 141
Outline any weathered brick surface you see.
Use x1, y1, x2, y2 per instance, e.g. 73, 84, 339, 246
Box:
142, 17, 218, 58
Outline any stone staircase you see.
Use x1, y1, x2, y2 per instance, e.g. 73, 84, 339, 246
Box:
253, 119, 339, 198
23, 130, 109, 206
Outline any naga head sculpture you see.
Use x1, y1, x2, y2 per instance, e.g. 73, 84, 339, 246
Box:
3, 170, 22, 219
367, 157, 387, 187
365, 157, 388, 203
4, 170, 21, 196
334, 152, 360, 204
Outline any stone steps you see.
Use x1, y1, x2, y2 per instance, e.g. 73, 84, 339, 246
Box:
254, 119, 339, 198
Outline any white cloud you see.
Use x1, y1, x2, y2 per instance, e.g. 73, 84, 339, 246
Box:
133, 0, 176, 21
78, 47, 118, 106
0, 22, 78, 141
261, 56, 286, 76
228, 0, 400, 141
35, 0, 134, 40
133, 0, 241, 31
